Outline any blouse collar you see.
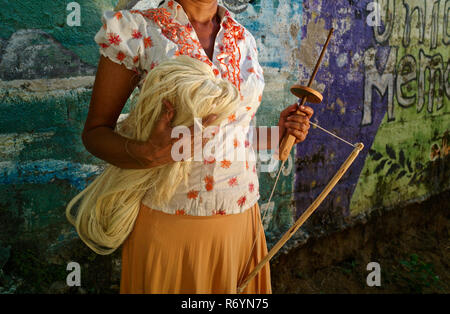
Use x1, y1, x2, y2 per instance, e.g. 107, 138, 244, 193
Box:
159, 0, 238, 28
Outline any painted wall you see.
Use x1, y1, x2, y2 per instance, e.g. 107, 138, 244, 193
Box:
293, 0, 449, 245
0, 0, 448, 292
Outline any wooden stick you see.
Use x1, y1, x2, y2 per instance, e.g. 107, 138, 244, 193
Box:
307, 28, 334, 87
237, 142, 364, 294
278, 28, 334, 162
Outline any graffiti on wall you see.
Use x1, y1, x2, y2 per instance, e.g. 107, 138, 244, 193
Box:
352, 0, 449, 214
294, 0, 448, 226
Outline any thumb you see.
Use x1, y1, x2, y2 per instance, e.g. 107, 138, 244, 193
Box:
281, 103, 298, 118
288, 103, 299, 111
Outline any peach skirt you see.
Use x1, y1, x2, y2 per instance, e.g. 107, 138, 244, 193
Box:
120, 201, 272, 294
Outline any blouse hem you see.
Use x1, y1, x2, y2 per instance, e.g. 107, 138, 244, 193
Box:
141, 193, 261, 217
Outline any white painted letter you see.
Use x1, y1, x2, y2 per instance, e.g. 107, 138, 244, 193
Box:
66, 2, 81, 27
366, 262, 381, 286
66, 261, 81, 287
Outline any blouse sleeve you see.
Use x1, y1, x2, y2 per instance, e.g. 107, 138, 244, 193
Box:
94, 10, 146, 78
241, 29, 265, 108
245, 30, 264, 82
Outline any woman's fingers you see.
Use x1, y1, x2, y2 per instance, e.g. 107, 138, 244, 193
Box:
285, 116, 310, 129
287, 127, 307, 142
185, 114, 217, 145
203, 113, 217, 126
150, 112, 219, 165
184, 114, 217, 139
280, 103, 298, 118
281, 106, 311, 144
284, 122, 309, 133
297, 105, 314, 118
147, 110, 218, 165
154, 104, 175, 133
287, 114, 310, 123
162, 99, 175, 113
280, 104, 314, 123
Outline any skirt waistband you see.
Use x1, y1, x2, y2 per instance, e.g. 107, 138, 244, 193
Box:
139, 201, 259, 221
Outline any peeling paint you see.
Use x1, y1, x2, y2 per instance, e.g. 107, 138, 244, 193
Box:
0, 132, 55, 158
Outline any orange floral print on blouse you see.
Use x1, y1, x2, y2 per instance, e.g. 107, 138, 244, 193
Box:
187, 190, 199, 199
204, 175, 214, 192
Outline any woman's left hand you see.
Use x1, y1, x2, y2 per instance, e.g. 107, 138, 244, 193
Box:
277, 103, 314, 144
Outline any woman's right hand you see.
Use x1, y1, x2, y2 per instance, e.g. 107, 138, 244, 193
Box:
132, 100, 218, 168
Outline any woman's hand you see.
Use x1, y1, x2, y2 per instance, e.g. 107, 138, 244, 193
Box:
131, 100, 217, 167
277, 103, 314, 144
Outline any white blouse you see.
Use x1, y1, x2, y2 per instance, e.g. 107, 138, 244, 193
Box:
94, 0, 265, 216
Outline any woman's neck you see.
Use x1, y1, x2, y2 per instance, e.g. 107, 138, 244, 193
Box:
176, 0, 219, 25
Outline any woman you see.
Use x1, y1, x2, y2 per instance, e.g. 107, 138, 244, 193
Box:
66, 55, 242, 256
84, 0, 313, 293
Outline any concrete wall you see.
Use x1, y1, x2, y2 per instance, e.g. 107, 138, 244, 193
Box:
0, 0, 448, 293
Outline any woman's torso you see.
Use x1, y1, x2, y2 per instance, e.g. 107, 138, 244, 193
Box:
94, 0, 265, 216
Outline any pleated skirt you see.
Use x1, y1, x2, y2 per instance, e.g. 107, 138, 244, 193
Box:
120, 201, 272, 294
